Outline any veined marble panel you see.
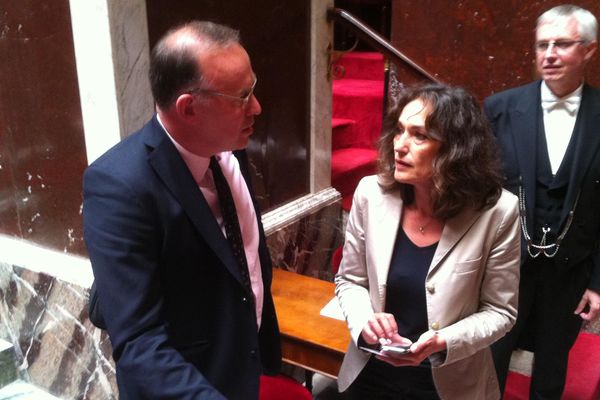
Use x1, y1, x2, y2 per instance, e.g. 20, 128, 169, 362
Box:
0, 261, 116, 399
264, 188, 345, 281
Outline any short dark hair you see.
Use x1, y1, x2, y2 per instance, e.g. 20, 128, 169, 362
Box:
377, 83, 503, 220
149, 21, 240, 109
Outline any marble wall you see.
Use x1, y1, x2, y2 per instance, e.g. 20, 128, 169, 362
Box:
0, 0, 88, 255
0, 258, 117, 399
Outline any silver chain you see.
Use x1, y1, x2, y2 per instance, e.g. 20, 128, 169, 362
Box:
518, 183, 579, 258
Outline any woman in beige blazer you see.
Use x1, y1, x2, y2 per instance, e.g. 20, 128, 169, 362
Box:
336, 84, 521, 400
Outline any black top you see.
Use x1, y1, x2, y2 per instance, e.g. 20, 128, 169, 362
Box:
385, 227, 438, 344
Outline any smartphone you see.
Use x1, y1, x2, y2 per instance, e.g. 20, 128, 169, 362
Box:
381, 344, 411, 355
359, 344, 411, 356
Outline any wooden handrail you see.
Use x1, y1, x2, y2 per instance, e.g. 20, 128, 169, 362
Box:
327, 7, 440, 83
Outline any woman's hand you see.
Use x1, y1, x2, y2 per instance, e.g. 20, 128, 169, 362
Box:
376, 329, 447, 367
360, 313, 402, 345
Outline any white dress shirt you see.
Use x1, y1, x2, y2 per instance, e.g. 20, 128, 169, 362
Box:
540, 81, 582, 174
158, 115, 264, 328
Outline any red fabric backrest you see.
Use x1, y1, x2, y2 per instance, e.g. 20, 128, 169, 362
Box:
259, 375, 312, 400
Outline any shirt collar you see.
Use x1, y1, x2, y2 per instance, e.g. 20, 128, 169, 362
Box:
540, 81, 583, 106
156, 114, 210, 185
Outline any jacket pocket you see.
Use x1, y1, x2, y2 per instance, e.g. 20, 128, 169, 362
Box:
453, 256, 482, 275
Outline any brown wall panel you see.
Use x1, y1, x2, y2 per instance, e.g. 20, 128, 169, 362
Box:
391, 0, 600, 101
0, 0, 87, 254
145, 0, 311, 211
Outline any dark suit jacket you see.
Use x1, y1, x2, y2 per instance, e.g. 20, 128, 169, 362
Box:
484, 81, 600, 295
83, 115, 281, 400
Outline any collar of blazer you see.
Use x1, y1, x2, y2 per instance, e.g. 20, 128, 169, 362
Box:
373, 184, 481, 286
143, 116, 251, 290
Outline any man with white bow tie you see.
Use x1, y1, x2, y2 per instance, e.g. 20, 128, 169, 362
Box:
484, 5, 600, 399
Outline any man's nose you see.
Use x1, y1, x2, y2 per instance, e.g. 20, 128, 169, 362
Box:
247, 94, 261, 115
544, 43, 559, 57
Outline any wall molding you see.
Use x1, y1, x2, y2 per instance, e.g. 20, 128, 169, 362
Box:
262, 187, 341, 236
0, 234, 93, 288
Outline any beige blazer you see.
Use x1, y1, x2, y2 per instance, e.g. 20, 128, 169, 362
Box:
335, 175, 521, 400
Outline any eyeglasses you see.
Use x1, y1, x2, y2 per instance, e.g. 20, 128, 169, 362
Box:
188, 76, 257, 106
534, 39, 586, 53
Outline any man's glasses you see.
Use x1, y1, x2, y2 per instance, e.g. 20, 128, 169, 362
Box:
535, 39, 586, 53
188, 76, 257, 106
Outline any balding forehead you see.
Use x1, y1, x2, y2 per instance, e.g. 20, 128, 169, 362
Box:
166, 29, 210, 53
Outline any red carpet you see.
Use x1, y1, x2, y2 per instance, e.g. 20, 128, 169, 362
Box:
331, 52, 384, 211
504, 332, 600, 400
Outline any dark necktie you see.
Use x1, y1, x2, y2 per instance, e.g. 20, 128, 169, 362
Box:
209, 156, 253, 297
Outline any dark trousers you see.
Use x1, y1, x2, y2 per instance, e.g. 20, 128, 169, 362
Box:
492, 256, 585, 399
346, 358, 439, 400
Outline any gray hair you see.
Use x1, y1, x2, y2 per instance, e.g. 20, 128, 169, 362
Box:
537, 4, 598, 42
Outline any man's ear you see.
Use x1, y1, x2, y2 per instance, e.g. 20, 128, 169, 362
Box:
584, 40, 597, 62
174, 93, 197, 120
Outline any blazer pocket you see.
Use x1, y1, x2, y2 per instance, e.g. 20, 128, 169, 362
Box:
453, 256, 483, 275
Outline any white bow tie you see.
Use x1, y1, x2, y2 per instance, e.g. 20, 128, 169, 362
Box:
541, 96, 580, 114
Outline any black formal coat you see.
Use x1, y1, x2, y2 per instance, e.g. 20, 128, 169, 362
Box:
484, 80, 600, 301
83, 115, 281, 400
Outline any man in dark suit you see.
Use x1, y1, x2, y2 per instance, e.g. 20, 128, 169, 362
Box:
484, 5, 600, 399
83, 21, 281, 399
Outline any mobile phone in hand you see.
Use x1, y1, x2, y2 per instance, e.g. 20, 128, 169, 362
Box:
381, 344, 411, 355
359, 344, 411, 356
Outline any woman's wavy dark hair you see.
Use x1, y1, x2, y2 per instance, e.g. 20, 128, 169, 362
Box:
378, 83, 503, 220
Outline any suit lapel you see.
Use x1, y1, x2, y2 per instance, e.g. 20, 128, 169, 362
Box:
510, 83, 541, 230
561, 85, 600, 224
143, 118, 247, 288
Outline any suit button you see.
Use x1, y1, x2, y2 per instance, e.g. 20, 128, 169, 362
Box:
431, 322, 440, 331
242, 297, 248, 303
250, 349, 257, 359
426, 284, 435, 294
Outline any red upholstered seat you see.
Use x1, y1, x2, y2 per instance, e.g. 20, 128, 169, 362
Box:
259, 374, 313, 400
331, 246, 343, 275
504, 332, 600, 400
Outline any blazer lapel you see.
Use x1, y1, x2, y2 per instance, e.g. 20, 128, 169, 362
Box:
144, 118, 247, 288
371, 186, 402, 306
429, 208, 480, 275
561, 85, 600, 224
